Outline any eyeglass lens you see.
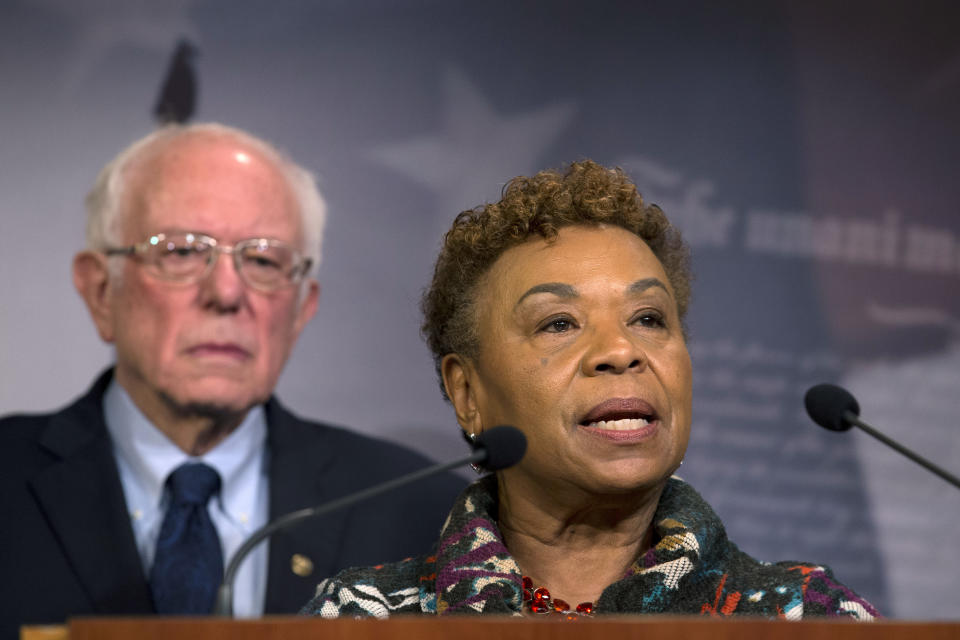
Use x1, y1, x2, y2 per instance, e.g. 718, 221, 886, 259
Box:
148, 234, 300, 288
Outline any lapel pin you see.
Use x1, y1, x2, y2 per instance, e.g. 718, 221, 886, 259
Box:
291, 553, 314, 577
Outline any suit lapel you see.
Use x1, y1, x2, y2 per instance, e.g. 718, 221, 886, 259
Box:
28, 374, 154, 614
263, 400, 351, 613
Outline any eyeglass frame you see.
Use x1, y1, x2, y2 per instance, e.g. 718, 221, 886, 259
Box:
102, 231, 313, 291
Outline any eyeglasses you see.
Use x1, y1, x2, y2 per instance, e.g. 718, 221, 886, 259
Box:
103, 232, 312, 291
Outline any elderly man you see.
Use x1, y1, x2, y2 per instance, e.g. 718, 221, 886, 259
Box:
0, 123, 464, 635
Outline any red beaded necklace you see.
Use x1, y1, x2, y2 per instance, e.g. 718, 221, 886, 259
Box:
521, 576, 595, 619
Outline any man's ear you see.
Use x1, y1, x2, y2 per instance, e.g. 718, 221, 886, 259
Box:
441, 353, 483, 434
294, 279, 320, 334
72, 251, 116, 343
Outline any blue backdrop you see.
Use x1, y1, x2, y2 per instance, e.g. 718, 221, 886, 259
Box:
2, 0, 958, 618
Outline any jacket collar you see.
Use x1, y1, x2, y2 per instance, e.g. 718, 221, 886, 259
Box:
432, 475, 523, 615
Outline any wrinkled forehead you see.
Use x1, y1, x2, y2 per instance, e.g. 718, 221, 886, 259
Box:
481, 225, 671, 304
118, 132, 301, 242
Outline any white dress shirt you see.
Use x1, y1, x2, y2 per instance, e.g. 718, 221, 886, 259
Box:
103, 380, 270, 617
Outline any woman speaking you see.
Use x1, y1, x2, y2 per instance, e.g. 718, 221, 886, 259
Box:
303, 161, 877, 620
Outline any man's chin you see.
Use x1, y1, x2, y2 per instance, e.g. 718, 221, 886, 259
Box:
172, 399, 247, 420
160, 384, 268, 421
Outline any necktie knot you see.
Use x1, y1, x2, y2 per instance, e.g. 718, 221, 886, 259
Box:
167, 463, 221, 506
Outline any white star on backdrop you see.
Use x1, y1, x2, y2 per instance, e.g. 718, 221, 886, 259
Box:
368, 66, 577, 227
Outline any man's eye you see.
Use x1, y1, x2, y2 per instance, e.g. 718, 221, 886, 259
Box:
245, 255, 283, 270
165, 246, 198, 259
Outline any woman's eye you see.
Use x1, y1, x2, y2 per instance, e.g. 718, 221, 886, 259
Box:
633, 311, 666, 328
541, 317, 576, 333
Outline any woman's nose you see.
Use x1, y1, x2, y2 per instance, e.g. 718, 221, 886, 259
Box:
581, 322, 646, 375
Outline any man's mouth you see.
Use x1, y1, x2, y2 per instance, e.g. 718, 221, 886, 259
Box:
187, 343, 251, 359
578, 398, 659, 431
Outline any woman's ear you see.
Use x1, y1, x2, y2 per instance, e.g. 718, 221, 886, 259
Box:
441, 353, 483, 434
73, 251, 117, 343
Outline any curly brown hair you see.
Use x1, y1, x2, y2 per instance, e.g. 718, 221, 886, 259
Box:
421, 159, 691, 396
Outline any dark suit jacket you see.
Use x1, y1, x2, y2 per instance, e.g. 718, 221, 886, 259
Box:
0, 371, 467, 637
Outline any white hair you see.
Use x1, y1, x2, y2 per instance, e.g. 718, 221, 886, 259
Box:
85, 122, 327, 277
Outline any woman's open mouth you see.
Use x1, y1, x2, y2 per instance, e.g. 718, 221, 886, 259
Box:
577, 398, 660, 439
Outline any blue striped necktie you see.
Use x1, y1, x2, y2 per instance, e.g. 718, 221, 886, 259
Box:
150, 463, 224, 614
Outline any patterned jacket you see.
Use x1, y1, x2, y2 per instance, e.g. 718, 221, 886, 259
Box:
302, 476, 878, 620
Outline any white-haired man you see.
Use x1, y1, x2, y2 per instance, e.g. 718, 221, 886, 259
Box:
0, 124, 464, 635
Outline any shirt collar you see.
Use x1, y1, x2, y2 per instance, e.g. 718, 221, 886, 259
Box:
103, 378, 267, 521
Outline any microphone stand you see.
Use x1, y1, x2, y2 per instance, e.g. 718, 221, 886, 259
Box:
212, 447, 486, 616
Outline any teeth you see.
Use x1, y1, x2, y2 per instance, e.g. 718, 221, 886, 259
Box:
588, 418, 650, 430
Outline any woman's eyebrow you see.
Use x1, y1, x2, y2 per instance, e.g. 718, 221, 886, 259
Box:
515, 282, 578, 308
628, 278, 671, 297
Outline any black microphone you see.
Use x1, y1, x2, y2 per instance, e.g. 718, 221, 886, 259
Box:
804, 383, 960, 490
212, 425, 527, 616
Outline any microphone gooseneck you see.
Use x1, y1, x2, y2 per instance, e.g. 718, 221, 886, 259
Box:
212, 425, 527, 616
804, 383, 960, 491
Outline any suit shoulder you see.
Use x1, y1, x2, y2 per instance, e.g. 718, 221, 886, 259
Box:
0, 412, 61, 498
318, 422, 436, 463
270, 402, 440, 467
0, 411, 54, 446
0, 374, 108, 448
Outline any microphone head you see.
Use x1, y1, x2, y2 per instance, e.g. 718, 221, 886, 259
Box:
474, 426, 527, 471
804, 383, 860, 432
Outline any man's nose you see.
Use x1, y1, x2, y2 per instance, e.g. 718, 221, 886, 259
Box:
199, 251, 245, 311
580, 320, 646, 375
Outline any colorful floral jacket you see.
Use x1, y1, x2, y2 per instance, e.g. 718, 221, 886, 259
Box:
301, 476, 878, 620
